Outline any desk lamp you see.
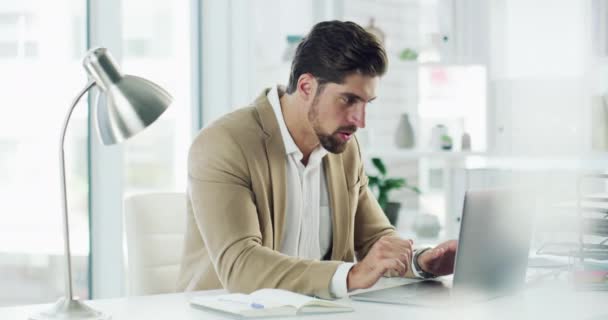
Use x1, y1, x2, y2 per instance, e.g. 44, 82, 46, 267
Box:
31, 47, 172, 320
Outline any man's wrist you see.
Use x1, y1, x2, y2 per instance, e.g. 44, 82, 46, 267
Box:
412, 248, 437, 279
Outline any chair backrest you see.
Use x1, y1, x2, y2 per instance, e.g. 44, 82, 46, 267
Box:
124, 192, 187, 296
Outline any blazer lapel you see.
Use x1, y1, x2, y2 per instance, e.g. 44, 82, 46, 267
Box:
255, 90, 287, 251
324, 154, 349, 261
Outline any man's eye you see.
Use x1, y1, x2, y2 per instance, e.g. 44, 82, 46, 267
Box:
341, 97, 354, 105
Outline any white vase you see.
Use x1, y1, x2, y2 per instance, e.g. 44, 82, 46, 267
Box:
394, 113, 415, 149
461, 132, 471, 151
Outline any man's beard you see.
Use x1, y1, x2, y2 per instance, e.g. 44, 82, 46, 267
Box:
308, 100, 357, 154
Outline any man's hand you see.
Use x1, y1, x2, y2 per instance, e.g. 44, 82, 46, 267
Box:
417, 240, 458, 277
347, 236, 413, 291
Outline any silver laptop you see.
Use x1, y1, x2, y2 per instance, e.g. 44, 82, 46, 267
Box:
351, 188, 534, 306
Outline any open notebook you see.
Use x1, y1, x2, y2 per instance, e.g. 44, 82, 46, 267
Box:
190, 289, 354, 318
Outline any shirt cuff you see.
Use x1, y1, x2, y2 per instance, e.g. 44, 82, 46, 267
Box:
329, 262, 355, 298
411, 253, 424, 279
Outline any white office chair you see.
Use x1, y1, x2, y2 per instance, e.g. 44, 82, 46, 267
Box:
124, 192, 187, 296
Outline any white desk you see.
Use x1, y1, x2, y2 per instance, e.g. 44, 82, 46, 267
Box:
1, 278, 606, 320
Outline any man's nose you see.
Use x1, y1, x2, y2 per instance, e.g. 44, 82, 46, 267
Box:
348, 104, 366, 129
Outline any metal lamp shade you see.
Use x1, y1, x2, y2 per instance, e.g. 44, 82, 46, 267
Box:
84, 47, 172, 145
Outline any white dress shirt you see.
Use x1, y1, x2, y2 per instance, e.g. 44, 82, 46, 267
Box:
267, 86, 354, 298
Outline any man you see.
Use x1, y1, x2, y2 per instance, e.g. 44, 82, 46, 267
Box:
177, 20, 457, 299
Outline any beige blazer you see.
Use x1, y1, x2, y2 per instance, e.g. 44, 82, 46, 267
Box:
176, 89, 396, 299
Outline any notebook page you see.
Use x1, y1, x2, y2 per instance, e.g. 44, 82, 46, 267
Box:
190, 295, 295, 318
251, 289, 353, 310
250, 289, 313, 308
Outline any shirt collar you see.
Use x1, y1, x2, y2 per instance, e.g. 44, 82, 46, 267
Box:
267, 86, 328, 163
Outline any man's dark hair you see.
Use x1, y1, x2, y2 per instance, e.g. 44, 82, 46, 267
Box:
286, 20, 388, 94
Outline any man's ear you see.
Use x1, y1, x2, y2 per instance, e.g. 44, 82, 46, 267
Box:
296, 73, 317, 102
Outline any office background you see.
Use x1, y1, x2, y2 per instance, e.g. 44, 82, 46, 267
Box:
1, 0, 607, 307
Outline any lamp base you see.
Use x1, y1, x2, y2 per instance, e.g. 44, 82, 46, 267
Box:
30, 297, 109, 320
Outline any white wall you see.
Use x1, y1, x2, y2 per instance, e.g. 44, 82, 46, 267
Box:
201, 0, 332, 126
489, 0, 594, 155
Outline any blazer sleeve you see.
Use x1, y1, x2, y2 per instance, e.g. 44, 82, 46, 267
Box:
188, 124, 342, 299
352, 139, 398, 261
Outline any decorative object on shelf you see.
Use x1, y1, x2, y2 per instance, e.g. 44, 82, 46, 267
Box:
282, 35, 303, 62
413, 213, 441, 238
368, 157, 420, 226
30, 47, 172, 320
364, 18, 385, 45
394, 113, 415, 149
441, 134, 453, 150
399, 48, 418, 61
592, 94, 608, 150
461, 132, 471, 151
430, 124, 448, 150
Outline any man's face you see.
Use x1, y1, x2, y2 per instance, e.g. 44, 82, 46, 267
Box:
308, 74, 378, 153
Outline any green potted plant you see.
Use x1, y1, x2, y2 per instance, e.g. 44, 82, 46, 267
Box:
368, 157, 421, 226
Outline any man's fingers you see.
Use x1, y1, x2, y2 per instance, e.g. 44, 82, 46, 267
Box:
439, 240, 458, 252
370, 236, 415, 278
375, 237, 413, 260
395, 258, 407, 276
380, 247, 412, 262
434, 247, 445, 258
418, 247, 443, 269
402, 238, 414, 249
381, 242, 410, 255
448, 240, 458, 251
384, 254, 410, 278
382, 258, 407, 277
399, 252, 410, 267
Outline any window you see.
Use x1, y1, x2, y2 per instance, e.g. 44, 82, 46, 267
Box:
0, 0, 88, 306
0, 12, 38, 58
121, 0, 194, 193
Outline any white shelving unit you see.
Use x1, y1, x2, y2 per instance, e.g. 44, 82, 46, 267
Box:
366, 148, 485, 160
364, 148, 608, 241
462, 153, 608, 172
363, 147, 485, 240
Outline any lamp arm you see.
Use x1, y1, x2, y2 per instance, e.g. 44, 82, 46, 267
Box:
59, 80, 96, 300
